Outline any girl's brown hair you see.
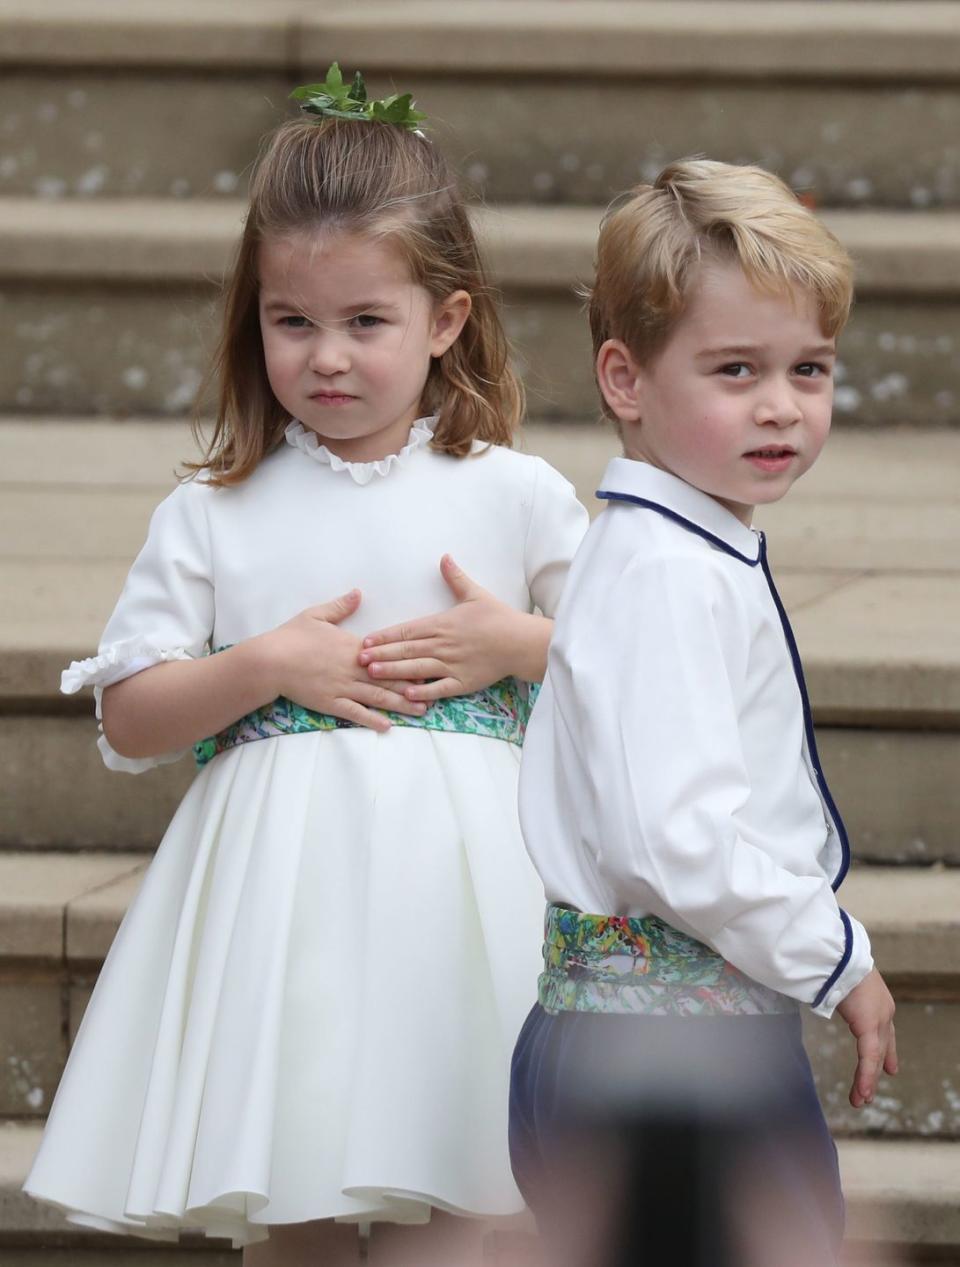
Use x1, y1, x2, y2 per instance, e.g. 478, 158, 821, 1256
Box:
187, 117, 523, 485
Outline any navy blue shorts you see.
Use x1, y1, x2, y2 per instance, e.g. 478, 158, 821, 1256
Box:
509, 1005, 844, 1267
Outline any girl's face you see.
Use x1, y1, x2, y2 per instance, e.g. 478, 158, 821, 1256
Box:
258, 229, 469, 463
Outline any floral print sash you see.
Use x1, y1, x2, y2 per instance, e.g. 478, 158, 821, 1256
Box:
539, 905, 797, 1018
194, 672, 538, 768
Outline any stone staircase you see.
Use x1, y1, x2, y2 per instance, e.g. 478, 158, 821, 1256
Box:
2, 2, 960, 1263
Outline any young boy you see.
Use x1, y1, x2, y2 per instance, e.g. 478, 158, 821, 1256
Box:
510, 160, 898, 1267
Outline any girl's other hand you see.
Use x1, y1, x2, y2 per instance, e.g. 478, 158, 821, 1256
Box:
261, 591, 426, 733
835, 968, 898, 1108
358, 555, 553, 701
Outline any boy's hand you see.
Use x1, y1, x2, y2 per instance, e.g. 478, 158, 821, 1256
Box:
260, 591, 426, 733
836, 968, 898, 1108
359, 555, 549, 700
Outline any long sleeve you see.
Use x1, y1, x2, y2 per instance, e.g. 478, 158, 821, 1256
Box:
546, 549, 872, 1016
61, 480, 216, 773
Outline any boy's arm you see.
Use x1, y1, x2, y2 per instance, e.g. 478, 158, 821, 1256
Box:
549, 551, 873, 1018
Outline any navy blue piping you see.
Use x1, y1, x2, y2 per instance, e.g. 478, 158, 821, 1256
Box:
812, 909, 854, 1010
757, 538, 851, 891
597, 491, 761, 566
598, 487, 852, 895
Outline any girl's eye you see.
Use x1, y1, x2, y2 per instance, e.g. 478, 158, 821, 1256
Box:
719, 362, 751, 378
351, 314, 383, 329
795, 361, 830, 378
280, 315, 310, 329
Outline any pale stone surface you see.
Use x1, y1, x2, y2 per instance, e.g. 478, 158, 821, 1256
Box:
806, 1001, 960, 1138
7, 715, 958, 862
841, 866, 960, 979
2, 202, 959, 423
0, 283, 218, 418
66, 865, 147, 963
0, 717, 192, 850
4, 199, 960, 292
818, 729, 960, 864
0, 0, 295, 67
304, 2, 960, 79
791, 575, 960, 721
840, 1137, 960, 1246
0, 852, 144, 957
0, 980, 63, 1116
4, 0, 959, 77
4, 71, 960, 210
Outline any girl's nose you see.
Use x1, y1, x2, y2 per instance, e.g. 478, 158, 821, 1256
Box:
307, 331, 350, 375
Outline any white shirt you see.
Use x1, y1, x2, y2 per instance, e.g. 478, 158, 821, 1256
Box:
519, 458, 873, 1019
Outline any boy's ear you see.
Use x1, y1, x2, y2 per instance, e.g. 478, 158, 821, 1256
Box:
430, 290, 472, 357
596, 339, 643, 422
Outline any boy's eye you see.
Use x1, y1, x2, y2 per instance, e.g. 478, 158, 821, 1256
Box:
351, 314, 383, 329
719, 362, 751, 378
795, 361, 830, 378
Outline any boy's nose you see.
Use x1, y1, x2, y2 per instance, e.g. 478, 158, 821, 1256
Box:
754, 387, 802, 427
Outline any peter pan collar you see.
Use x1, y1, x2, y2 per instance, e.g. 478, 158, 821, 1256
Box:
597, 457, 762, 565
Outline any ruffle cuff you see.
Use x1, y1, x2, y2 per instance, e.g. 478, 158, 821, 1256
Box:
61, 640, 193, 695
62, 641, 193, 774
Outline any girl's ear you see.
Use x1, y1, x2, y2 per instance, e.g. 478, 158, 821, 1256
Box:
430, 290, 472, 357
596, 339, 643, 423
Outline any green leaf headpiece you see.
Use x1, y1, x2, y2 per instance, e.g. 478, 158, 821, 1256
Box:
291, 63, 427, 132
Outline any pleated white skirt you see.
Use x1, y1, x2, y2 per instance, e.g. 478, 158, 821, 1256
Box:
25, 728, 546, 1246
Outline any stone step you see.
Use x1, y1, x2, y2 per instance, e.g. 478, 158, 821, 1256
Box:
6, 714, 958, 865
2, 1127, 959, 1265
3, 419, 959, 859
2, 200, 958, 424
2, 2, 960, 208
1, 852, 957, 1136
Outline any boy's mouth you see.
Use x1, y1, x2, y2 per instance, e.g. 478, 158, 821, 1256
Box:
744, 446, 797, 472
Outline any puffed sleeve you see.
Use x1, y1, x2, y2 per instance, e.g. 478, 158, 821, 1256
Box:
522, 457, 590, 616
550, 551, 873, 1017
60, 481, 215, 774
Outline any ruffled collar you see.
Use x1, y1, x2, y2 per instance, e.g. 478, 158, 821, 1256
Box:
283, 416, 436, 486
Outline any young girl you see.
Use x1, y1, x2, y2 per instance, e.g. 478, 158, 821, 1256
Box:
25, 73, 588, 1264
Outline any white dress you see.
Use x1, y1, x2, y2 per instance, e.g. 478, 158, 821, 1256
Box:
25, 419, 589, 1247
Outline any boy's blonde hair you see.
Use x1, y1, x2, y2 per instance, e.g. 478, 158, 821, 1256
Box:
189, 117, 523, 486
588, 159, 854, 419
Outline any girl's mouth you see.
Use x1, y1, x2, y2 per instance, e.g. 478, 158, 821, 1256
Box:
310, 392, 356, 406
744, 447, 797, 472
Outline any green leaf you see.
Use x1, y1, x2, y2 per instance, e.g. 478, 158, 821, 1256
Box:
347, 70, 367, 103
290, 84, 328, 102
291, 67, 427, 131
385, 93, 414, 121
324, 61, 343, 93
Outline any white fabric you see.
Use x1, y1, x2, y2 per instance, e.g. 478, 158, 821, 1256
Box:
519, 458, 873, 1021
283, 415, 435, 485
27, 425, 589, 1245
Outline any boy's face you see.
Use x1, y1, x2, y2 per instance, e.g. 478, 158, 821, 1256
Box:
599, 260, 836, 525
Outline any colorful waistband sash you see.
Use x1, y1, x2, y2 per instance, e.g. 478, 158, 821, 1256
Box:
538, 904, 797, 1018
194, 673, 538, 768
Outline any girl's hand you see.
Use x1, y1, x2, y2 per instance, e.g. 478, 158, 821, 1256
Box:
836, 968, 898, 1108
261, 590, 427, 734
358, 555, 553, 701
